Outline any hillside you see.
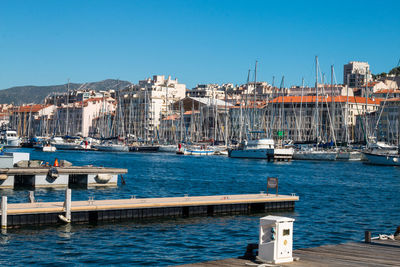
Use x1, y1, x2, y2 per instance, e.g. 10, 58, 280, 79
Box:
0, 79, 132, 105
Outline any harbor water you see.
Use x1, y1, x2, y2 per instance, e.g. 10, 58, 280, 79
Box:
1, 148, 400, 265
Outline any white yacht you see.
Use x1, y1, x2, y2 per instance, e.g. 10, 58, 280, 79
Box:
0, 130, 21, 148
51, 137, 91, 150
228, 139, 274, 159
183, 146, 215, 156
363, 150, 400, 166
293, 148, 337, 161
93, 141, 129, 152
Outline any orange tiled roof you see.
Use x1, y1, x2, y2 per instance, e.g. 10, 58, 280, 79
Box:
271, 96, 382, 105
386, 97, 400, 102
163, 114, 179, 121
374, 89, 400, 94
184, 110, 200, 115
15, 104, 50, 113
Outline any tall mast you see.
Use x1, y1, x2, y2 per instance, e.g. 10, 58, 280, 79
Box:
280, 76, 285, 137
224, 85, 228, 146
331, 65, 335, 144
244, 69, 251, 140
299, 77, 304, 142
65, 79, 70, 136
315, 56, 319, 146
252, 60, 258, 133
365, 66, 369, 145
345, 74, 350, 144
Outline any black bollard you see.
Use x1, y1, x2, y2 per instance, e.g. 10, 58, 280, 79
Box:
365, 231, 371, 243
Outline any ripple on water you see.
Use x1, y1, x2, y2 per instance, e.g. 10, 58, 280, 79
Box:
0, 148, 399, 265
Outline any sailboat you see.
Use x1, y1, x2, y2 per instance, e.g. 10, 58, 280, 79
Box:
229, 62, 274, 159
293, 57, 337, 161
272, 76, 294, 160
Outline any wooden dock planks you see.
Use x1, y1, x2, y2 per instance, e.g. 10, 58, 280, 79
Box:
178, 239, 400, 267
6, 193, 298, 215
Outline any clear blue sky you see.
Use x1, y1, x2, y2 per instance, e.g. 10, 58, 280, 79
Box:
0, 0, 399, 89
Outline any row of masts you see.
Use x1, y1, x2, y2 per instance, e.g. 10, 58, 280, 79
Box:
9, 58, 390, 146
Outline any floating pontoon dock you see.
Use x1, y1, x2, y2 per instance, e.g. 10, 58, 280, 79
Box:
0, 192, 299, 228
0, 166, 128, 189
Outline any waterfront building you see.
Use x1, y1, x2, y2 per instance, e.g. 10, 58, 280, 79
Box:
56, 97, 116, 137
9, 104, 56, 137
343, 61, 372, 88
268, 95, 381, 143
0, 104, 13, 127
287, 84, 354, 97
187, 84, 225, 99
45, 89, 113, 106
171, 97, 233, 143
373, 89, 400, 99
118, 75, 186, 141
373, 98, 400, 144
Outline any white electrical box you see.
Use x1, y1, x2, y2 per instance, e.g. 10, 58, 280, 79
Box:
258, 215, 295, 264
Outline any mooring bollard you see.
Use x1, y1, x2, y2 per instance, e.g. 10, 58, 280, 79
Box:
1, 196, 7, 229
29, 191, 35, 203
65, 189, 71, 222
365, 231, 371, 243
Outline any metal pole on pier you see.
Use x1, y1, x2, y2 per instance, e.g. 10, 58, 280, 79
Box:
1, 196, 7, 229
65, 189, 71, 222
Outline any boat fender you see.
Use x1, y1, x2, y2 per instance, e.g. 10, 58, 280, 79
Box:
0, 174, 7, 180
94, 173, 112, 184
393, 158, 399, 162
48, 167, 59, 179
58, 214, 71, 223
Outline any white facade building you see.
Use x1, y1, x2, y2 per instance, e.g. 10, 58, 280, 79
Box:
119, 75, 186, 140
343, 61, 372, 87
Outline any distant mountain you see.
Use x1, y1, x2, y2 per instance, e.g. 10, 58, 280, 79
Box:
0, 79, 132, 105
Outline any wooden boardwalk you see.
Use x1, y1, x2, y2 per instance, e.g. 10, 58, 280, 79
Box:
179, 239, 400, 267
1, 193, 299, 227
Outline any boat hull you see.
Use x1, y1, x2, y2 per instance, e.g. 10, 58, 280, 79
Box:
93, 145, 129, 152
363, 152, 400, 166
159, 145, 177, 153
184, 150, 215, 155
2, 139, 21, 148
336, 151, 362, 161
228, 149, 273, 159
129, 146, 160, 152
293, 151, 337, 161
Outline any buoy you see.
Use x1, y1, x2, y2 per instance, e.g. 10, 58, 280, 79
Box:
54, 158, 59, 167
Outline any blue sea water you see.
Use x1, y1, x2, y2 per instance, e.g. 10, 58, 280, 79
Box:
0, 148, 399, 266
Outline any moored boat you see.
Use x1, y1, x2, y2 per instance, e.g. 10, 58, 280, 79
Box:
228, 138, 274, 159
93, 142, 129, 152
183, 146, 215, 155
0, 130, 21, 148
293, 149, 337, 161
363, 151, 400, 166
336, 149, 362, 161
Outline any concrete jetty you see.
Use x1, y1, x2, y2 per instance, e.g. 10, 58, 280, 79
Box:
0, 166, 128, 189
0, 192, 299, 228
0, 152, 128, 188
